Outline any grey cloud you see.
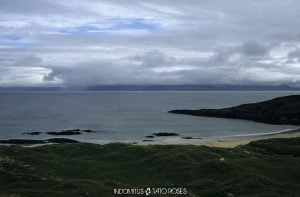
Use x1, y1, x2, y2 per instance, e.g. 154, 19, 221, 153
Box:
41, 44, 300, 86
131, 50, 176, 68
0, 55, 43, 68
43, 60, 184, 85
43, 61, 138, 85
240, 41, 269, 57
13, 55, 42, 67
288, 48, 300, 61
1, 0, 300, 86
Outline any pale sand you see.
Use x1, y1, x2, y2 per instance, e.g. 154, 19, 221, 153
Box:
85, 128, 300, 148
23, 142, 56, 148
204, 128, 300, 148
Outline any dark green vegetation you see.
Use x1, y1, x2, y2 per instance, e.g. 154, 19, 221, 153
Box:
1, 137, 300, 196
169, 95, 300, 125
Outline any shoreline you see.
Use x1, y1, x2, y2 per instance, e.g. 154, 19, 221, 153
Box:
1, 128, 300, 148
2, 134, 300, 196
202, 127, 300, 148
83, 127, 300, 148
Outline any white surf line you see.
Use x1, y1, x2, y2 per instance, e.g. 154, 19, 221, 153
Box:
212, 127, 300, 139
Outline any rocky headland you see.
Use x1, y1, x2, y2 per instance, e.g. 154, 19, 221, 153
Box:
169, 95, 300, 125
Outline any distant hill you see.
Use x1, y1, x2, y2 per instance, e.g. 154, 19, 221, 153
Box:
169, 95, 300, 125
0, 84, 300, 91
0, 87, 63, 91
85, 84, 300, 91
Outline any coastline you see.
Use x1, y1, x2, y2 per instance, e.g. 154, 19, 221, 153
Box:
202, 128, 300, 148
83, 127, 300, 148
2, 128, 300, 148
2, 134, 300, 196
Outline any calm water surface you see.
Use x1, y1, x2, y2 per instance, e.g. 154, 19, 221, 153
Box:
0, 91, 299, 140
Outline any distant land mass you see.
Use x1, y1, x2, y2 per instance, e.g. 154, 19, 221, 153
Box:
0, 84, 300, 91
169, 95, 300, 125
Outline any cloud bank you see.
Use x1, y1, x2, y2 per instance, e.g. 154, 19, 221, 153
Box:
1, 0, 300, 86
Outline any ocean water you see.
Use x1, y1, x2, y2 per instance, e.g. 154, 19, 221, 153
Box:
0, 91, 299, 141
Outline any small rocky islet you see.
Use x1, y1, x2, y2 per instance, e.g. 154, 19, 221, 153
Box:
144, 132, 202, 141
152, 132, 179, 136
23, 129, 98, 136
0, 129, 100, 145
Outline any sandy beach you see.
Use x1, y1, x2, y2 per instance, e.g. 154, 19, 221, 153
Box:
202, 128, 300, 147
83, 128, 300, 148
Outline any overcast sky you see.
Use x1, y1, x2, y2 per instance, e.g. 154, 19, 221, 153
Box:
0, 0, 300, 86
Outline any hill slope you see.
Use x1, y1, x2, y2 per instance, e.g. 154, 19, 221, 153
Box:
0, 137, 300, 196
169, 95, 300, 125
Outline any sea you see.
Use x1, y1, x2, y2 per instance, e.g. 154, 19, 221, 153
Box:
0, 91, 299, 141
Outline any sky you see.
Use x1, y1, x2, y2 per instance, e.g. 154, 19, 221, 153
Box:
0, 0, 300, 87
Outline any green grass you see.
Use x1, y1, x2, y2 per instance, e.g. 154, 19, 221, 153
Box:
1, 138, 300, 196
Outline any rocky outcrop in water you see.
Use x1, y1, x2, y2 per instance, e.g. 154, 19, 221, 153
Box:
153, 132, 179, 136
46, 131, 82, 135
22, 129, 98, 136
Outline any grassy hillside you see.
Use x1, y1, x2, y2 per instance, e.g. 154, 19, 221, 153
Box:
0, 138, 300, 196
169, 95, 300, 125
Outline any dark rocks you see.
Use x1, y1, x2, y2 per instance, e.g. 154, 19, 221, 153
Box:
145, 135, 154, 138
169, 95, 300, 125
63, 129, 80, 132
46, 131, 82, 135
46, 129, 99, 135
22, 132, 42, 135
22, 129, 99, 136
182, 137, 202, 139
81, 129, 96, 133
153, 132, 179, 137
46, 138, 79, 143
142, 140, 154, 142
